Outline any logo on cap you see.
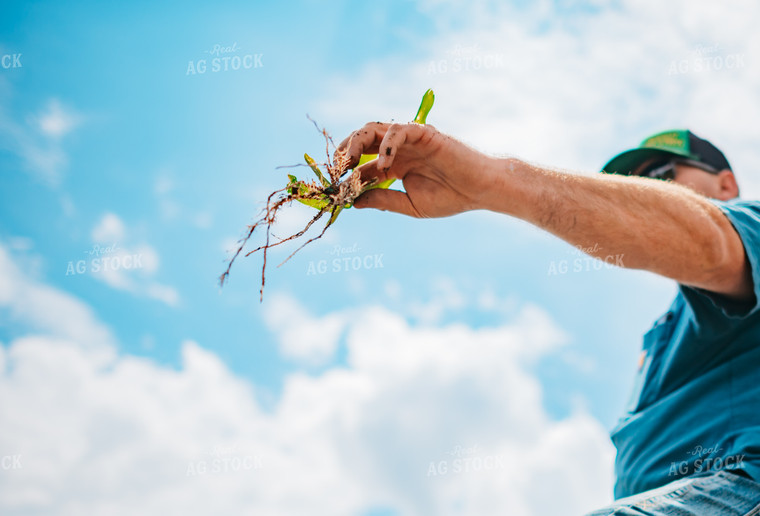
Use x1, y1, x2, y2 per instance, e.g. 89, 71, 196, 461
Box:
643, 132, 687, 151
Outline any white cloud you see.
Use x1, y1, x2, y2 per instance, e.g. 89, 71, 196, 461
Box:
35, 99, 81, 139
264, 292, 348, 365
193, 211, 213, 229
0, 242, 615, 515
154, 175, 175, 195
5, 237, 34, 252
221, 236, 240, 255
87, 214, 180, 307
145, 283, 180, 306
91, 213, 126, 243
159, 198, 181, 220
0, 96, 82, 186
406, 276, 468, 325
316, 0, 760, 196
0, 245, 115, 350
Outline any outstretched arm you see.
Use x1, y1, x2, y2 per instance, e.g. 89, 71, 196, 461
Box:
338, 122, 752, 300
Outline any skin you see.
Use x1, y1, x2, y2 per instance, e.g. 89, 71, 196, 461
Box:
337, 122, 753, 301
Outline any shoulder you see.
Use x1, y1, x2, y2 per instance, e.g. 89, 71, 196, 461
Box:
709, 197, 760, 219
680, 197, 760, 320
707, 197, 760, 244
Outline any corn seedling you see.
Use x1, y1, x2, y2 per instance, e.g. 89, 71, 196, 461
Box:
220, 89, 435, 301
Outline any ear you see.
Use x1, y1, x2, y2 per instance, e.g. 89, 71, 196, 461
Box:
716, 169, 739, 200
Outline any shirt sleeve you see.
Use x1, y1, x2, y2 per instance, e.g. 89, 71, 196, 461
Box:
678, 198, 760, 321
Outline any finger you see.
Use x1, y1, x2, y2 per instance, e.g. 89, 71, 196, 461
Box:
353, 189, 421, 218
355, 156, 389, 185
374, 122, 433, 173
336, 122, 386, 155
374, 123, 406, 173
335, 122, 390, 169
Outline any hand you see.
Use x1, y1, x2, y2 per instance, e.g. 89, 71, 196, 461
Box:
336, 122, 500, 218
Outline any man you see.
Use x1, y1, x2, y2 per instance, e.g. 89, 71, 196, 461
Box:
337, 124, 760, 514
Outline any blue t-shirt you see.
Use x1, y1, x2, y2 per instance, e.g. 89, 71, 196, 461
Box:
611, 198, 760, 499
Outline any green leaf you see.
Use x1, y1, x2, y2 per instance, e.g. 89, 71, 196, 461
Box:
287, 175, 330, 209
360, 177, 395, 194
287, 174, 300, 195
413, 88, 435, 124
354, 153, 398, 191
357, 153, 378, 167
304, 153, 330, 187
296, 197, 330, 209
328, 205, 343, 225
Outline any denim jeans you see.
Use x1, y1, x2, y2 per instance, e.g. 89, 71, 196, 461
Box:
586, 470, 760, 515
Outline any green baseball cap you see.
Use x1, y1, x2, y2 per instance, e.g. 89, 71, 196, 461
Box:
602, 129, 732, 176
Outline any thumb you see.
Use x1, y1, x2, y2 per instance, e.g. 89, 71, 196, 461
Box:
353, 189, 420, 217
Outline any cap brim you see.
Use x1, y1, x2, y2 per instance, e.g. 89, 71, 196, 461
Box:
601, 147, 696, 175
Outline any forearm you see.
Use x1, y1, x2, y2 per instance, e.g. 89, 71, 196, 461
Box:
479, 157, 750, 297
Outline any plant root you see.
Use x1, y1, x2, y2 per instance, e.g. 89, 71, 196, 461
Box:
220, 119, 376, 302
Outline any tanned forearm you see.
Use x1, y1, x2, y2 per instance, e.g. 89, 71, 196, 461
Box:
480, 158, 752, 300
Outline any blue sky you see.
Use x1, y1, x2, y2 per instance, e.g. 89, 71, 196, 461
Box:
1, 1, 758, 514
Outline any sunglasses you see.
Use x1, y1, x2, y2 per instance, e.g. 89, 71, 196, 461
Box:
635, 159, 720, 180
